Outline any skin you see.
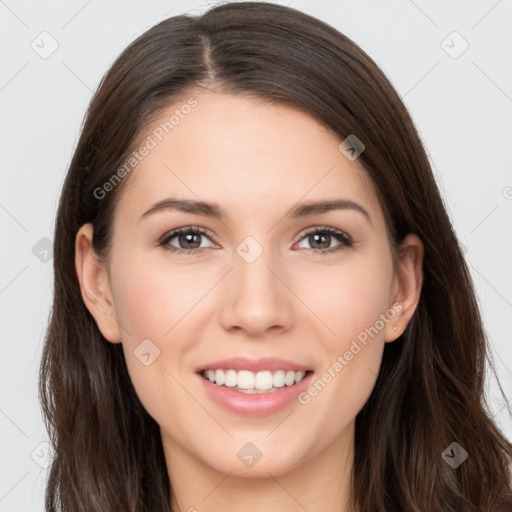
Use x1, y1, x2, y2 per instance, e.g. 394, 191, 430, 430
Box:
75, 90, 424, 512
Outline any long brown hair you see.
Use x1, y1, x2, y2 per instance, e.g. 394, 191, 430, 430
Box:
39, 2, 512, 510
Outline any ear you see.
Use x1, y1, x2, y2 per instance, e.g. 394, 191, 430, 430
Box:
75, 223, 122, 344
385, 233, 424, 342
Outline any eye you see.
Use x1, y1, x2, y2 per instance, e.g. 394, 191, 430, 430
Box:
158, 225, 353, 256
295, 226, 353, 255
159, 226, 215, 255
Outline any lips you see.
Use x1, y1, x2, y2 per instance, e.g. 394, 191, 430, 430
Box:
195, 356, 312, 373
195, 356, 315, 416
197, 370, 314, 416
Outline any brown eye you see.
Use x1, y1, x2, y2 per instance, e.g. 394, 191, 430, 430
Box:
159, 227, 214, 254
296, 227, 353, 255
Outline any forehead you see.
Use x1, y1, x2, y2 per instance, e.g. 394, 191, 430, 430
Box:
114, 91, 382, 227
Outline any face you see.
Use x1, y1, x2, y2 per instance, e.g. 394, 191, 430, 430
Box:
77, 90, 422, 480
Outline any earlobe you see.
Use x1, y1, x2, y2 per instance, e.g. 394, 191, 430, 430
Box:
385, 233, 424, 342
74, 223, 122, 344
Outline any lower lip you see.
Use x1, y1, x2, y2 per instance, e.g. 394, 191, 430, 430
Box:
196, 372, 314, 416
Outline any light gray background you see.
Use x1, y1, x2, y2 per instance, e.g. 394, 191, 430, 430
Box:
1, 0, 511, 510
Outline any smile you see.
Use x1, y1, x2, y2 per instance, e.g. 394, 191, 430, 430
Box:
201, 369, 310, 394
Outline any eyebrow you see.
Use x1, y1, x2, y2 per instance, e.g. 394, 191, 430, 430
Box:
139, 197, 372, 225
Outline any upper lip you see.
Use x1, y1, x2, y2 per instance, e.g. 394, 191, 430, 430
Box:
196, 356, 313, 373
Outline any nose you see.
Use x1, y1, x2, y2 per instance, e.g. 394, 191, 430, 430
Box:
219, 244, 294, 337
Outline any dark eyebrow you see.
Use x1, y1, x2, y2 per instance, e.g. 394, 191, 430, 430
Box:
287, 199, 372, 225
139, 198, 228, 222
139, 198, 372, 225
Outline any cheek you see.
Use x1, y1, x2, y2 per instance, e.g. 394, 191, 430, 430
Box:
109, 260, 199, 426
295, 253, 393, 420
111, 251, 214, 343
108, 251, 218, 399
300, 252, 394, 347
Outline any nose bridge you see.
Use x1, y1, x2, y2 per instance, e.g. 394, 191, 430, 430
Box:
220, 232, 293, 334
236, 238, 275, 290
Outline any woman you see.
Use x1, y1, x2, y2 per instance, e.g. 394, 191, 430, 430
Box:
39, 2, 512, 511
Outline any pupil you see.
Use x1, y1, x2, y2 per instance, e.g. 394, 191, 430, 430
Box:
177, 232, 332, 250
311, 233, 329, 249
181, 233, 200, 249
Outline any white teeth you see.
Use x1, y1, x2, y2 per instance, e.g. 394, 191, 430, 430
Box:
254, 371, 273, 390
224, 369, 237, 387
214, 369, 225, 386
285, 370, 295, 386
294, 371, 306, 383
202, 368, 309, 392
237, 370, 254, 390
273, 369, 285, 388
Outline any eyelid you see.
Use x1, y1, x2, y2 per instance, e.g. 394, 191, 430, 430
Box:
296, 225, 352, 242
158, 224, 354, 255
158, 225, 216, 246
294, 225, 354, 254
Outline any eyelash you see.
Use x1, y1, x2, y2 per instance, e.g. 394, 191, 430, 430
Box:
158, 226, 354, 256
